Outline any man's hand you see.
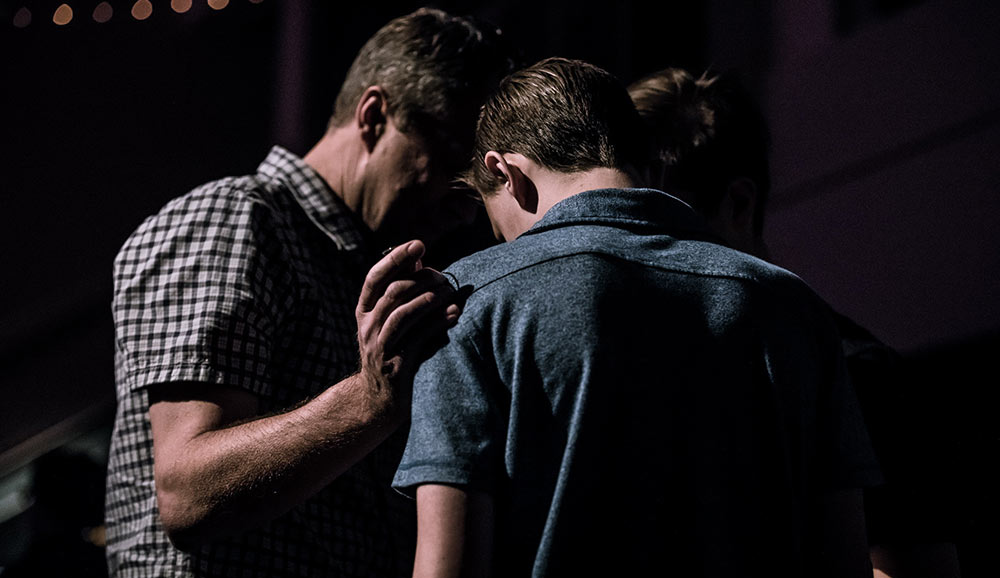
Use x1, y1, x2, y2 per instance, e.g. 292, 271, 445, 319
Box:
356, 240, 462, 415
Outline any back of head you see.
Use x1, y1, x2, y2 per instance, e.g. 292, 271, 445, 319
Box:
464, 57, 648, 195
330, 7, 516, 156
628, 68, 771, 235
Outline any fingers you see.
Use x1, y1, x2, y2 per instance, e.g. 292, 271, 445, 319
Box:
369, 268, 457, 348
391, 302, 462, 372
365, 265, 447, 317
381, 292, 461, 356
381, 284, 472, 351
355, 243, 469, 388
357, 240, 426, 314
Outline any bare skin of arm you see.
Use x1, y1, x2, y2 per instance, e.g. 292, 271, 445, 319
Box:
413, 484, 494, 578
149, 241, 459, 550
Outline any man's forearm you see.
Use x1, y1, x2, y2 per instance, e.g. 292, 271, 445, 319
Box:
151, 371, 403, 550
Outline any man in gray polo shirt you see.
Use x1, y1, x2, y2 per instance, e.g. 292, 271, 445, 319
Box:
392, 57, 881, 577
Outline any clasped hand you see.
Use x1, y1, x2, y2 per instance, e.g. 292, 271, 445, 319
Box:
355, 240, 461, 413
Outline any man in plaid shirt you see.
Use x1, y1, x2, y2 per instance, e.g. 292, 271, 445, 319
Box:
104, 8, 514, 577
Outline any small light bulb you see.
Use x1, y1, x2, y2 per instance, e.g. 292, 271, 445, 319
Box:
13, 7, 32, 28
132, 0, 153, 20
93, 2, 113, 23
53, 3, 74, 26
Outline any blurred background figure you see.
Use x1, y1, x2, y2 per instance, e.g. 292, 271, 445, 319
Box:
0, 426, 109, 577
629, 66, 961, 578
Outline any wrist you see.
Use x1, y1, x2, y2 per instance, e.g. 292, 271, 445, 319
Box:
354, 366, 408, 428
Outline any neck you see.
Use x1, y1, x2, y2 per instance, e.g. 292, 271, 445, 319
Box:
536, 166, 638, 215
303, 130, 363, 216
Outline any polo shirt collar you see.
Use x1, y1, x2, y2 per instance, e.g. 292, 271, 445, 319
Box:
522, 187, 719, 243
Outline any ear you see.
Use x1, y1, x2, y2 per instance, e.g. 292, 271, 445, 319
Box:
356, 86, 388, 152
484, 152, 538, 213
484, 151, 511, 190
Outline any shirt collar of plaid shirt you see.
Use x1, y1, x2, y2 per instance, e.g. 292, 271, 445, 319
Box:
257, 145, 367, 253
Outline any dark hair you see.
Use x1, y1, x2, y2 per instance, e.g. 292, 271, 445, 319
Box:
330, 7, 516, 155
628, 68, 771, 235
464, 57, 649, 195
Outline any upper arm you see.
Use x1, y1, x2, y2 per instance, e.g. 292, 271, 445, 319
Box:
393, 331, 506, 496
114, 190, 288, 401
414, 484, 494, 578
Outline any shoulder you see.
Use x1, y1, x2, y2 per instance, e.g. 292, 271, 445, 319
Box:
442, 242, 515, 288
662, 239, 828, 308
121, 173, 290, 252
158, 173, 286, 227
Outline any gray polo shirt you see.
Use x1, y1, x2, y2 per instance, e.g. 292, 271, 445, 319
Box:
394, 187, 881, 577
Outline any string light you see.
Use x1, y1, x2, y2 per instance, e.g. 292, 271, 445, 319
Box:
53, 3, 73, 25
8, 0, 266, 28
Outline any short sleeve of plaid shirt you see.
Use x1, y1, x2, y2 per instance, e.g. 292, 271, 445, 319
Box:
112, 178, 293, 397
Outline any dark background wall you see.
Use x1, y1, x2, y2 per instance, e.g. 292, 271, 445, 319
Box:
1, 0, 997, 575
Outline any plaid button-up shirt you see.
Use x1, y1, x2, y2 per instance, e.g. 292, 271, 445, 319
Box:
105, 146, 415, 577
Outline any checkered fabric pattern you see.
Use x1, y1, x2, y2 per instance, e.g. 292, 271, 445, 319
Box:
104, 147, 416, 577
